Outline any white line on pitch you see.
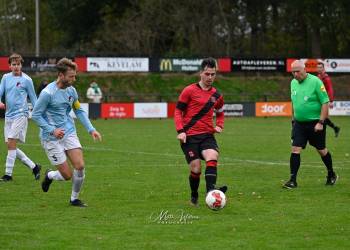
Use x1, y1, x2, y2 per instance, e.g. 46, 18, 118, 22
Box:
23, 144, 348, 168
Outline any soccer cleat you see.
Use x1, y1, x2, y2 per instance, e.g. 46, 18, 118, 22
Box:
207, 185, 228, 194
0, 175, 13, 182
217, 185, 228, 194
334, 127, 340, 138
283, 180, 297, 189
70, 199, 88, 207
32, 164, 41, 180
326, 173, 338, 185
190, 192, 199, 207
41, 169, 53, 192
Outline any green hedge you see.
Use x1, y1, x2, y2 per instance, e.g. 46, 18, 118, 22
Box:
30, 73, 349, 102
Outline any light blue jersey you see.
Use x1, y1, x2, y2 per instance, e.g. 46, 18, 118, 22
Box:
32, 81, 95, 141
0, 72, 37, 118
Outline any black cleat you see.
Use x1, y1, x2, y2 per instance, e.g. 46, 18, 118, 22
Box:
217, 185, 228, 194
190, 192, 199, 207
207, 185, 228, 194
283, 180, 297, 189
334, 127, 340, 138
32, 164, 41, 180
41, 169, 53, 192
70, 199, 88, 207
326, 173, 338, 185
0, 175, 13, 182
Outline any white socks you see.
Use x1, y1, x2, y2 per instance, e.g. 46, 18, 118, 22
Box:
71, 169, 85, 201
45, 168, 85, 202
48, 170, 65, 181
16, 148, 35, 169
5, 150, 16, 176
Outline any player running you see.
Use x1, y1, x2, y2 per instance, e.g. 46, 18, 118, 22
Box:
0, 53, 41, 182
32, 58, 102, 207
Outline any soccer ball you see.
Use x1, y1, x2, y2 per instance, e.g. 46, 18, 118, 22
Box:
205, 190, 226, 210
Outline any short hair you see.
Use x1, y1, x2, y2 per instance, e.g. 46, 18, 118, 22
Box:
8, 53, 24, 64
317, 62, 324, 67
201, 57, 217, 70
56, 58, 77, 74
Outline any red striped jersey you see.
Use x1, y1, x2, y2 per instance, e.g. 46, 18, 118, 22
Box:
174, 83, 224, 136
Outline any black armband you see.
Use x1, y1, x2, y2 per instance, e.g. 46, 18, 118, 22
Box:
176, 102, 187, 111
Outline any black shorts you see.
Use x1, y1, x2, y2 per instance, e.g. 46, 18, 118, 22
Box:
291, 120, 326, 150
180, 133, 219, 163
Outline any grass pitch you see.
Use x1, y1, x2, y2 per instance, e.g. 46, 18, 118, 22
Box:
0, 117, 349, 249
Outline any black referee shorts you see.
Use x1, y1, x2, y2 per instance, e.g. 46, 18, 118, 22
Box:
291, 120, 326, 150
180, 133, 219, 164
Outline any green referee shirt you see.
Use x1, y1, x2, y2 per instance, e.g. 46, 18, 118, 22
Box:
291, 73, 329, 122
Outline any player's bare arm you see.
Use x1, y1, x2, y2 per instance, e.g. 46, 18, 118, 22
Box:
315, 103, 329, 132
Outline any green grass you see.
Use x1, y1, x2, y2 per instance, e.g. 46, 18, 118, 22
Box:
0, 117, 349, 249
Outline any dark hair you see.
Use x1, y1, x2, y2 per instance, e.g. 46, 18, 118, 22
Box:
8, 53, 24, 64
201, 57, 217, 71
317, 62, 324, 67
56, 58, 77, 74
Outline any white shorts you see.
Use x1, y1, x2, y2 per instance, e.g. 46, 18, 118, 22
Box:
4, 116, 28, 143
41, 133, 82, 165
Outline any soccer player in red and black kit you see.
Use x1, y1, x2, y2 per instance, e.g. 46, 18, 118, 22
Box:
174, 58, 227, 206
317, 62, 340, 137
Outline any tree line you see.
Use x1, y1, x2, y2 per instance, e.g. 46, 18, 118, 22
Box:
0, 0, 349, 58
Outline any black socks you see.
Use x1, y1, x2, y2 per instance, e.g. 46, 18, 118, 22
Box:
290, 153, 300, 182
321, 152, 334, 175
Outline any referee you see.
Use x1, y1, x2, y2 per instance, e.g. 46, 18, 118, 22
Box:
283, 60, 337, 189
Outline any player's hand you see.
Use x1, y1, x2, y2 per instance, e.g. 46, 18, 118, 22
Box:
0, 102, 5, 109
53, 128, 65, 139
91, 130, 102, 142
329, 102, 334, 109
214, 126, 223, 133
177, 132, 186, 143
314, 123, 324, 132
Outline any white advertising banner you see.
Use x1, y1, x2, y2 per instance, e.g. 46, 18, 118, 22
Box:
329, 101, 350, 116
70, 103, 89, 118
134, 103, 167, 118
290, 58, 350, 73
87, 57, 149, 72
322, 59, 350, 73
